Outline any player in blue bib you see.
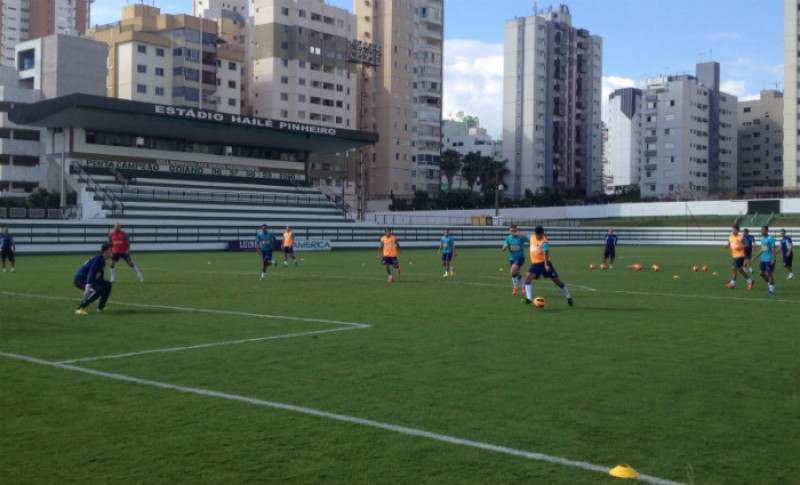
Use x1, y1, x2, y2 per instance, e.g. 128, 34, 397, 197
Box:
756, 226, 777, 295
779, 229, 794, 280
602, 228, 618, 269
256, 224, 277, 280
437, 228, 456, 277
501, 224, 529, 295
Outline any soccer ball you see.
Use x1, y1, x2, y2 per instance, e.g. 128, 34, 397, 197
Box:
589, 263, 597, 270
692, 265, 699, 272
701, 265, 709, 272
651, 265, 661, 272
600, 263, 607, 270
533, 296, 546, 308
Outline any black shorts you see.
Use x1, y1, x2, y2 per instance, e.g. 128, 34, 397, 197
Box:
603, 247, 615, 259
1, 249, 14, 263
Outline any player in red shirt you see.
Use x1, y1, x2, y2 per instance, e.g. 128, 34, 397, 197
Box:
109, 223, 144, 283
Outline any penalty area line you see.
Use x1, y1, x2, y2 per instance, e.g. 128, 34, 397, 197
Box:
0, 291, 371, 327
55, 326, 365, 364
0, 351, 685, 485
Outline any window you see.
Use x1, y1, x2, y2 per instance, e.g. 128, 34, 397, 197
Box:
280, 76, 288, 84
137, 64, 147, 73
228, 61, 236, 70
137, 45, 147, 54
137, 84, 147, 94
156, 47, 165, 57
280, 93, 289, 101
155, 67, 165, 76
281, 7, 289, 15
228, 98, 236, 106
155, 87, 165, 96
228, 80, 236, 88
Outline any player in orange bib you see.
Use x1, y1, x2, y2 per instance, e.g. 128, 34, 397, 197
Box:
282, 226, 298, 267
724, 225, 754, 290
379, 227, 401, 282
523, 225, 573, 307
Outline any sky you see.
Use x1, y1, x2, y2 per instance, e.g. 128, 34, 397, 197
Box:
93, 0, 784, 139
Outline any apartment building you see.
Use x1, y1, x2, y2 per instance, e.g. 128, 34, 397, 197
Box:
738, 90, 783, 195
502, 4, 603, 200
784, 0, 799, 191
85, 4, 243, 114
0, 0, 90, 67
607, 62, 738, 199
354, 0, 443, 206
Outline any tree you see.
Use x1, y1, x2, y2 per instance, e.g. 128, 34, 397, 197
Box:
461, 152, 482, 191
439, 149, 462, 190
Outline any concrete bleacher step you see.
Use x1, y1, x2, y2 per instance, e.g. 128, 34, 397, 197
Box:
120, 201, 342, 215
120, 210, 350, 222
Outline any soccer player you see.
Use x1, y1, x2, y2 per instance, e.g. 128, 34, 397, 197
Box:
602, 228, 618, 269
742, 228, 755, 274
108, 223, 144, 283
1, 227, 16, 273
779, 228, 794, 280
501, 224, 528, 295
379, 227, 401, 283
282, 226, 298, 267
437, 228, 456, 277
74, 242, 114, 315
755, 226, 777, 295
522, 225, 573, 307
256, 224, 277, 280
724, 225, 755, 289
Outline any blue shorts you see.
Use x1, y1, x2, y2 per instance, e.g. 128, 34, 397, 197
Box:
441, 252, 453, 262
111, 253, 132, 263
1, 249, 14, 263
603, 247, 616, 259
509, 257, 525, 268
381, 256, 398, 266
744, 248, 753, 259
283, 246, 294, 255
732, 257, 745, 268
527, 262, 558, 279
759, 261, 775, 272
783, 255, 793, 267
261, 249, 273, 261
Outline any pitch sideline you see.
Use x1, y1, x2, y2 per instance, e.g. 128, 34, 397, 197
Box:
0, 350, 685, 485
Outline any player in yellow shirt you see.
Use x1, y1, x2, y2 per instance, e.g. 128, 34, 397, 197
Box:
522, 226, 573, 306
724, 224, 754, 289
379, 227, 401, 283
282, 226, 298, 267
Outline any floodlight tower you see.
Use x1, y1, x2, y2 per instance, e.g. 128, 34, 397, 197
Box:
348, 39, 382, 221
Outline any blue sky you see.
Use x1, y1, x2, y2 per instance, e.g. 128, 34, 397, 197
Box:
94, 0, 783, 138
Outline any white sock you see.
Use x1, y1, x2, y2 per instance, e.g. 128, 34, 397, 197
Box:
133, 265, 142, 278
511, 276, 517, 288
525, 283, 532, 300
109, 268, 116, 282
560, 283, 571, 299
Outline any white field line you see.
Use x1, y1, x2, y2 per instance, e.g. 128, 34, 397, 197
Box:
608, 289, 798, 304
0, 350, 685, 485
0, 291, 371, 327
55, 326, 364, 364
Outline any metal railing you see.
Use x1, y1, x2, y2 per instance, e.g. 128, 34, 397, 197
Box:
72, 163, 124, 216
0, 206, 81, 219
101, 185, 332, 208
314, 183, 356, 219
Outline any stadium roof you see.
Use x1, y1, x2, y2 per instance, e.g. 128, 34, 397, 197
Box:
9, 94, 378, 153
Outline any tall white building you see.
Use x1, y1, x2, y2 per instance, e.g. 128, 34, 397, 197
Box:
442, 115, 498, 190
502, 4, 603, 200
607, 88, 642, 193
607, 62, 738, 199
784, 0, 799, 191
250, 0, 356, 129
738, 90, 784, 195
0, 0, 90, 67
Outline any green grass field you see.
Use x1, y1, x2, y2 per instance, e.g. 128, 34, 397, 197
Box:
1, 245, 798, 485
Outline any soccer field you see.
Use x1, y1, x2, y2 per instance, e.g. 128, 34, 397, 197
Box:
1, 245, 798, 485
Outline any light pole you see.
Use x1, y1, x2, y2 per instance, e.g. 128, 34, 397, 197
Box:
348, 39, 382, 221
494, 169, 503, 217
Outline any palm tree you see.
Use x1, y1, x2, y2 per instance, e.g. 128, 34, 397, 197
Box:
461, 151, 483, 191
439, 149, 462, 191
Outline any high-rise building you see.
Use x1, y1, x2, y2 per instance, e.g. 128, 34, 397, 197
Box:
784, 0, 799, 191
738, 90, 783, 195
0, 0, 90, 67
85, 5, 242, 114
193, 0, 250, 115
250, 0, 356, 128
354, 0, 443, 207
442, 115, 497, 191
607, 62, 738, 199
502, 4, 603, 200
607, 87, 642, 193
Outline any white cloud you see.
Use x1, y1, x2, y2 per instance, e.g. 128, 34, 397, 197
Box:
443, 40, 504, 139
